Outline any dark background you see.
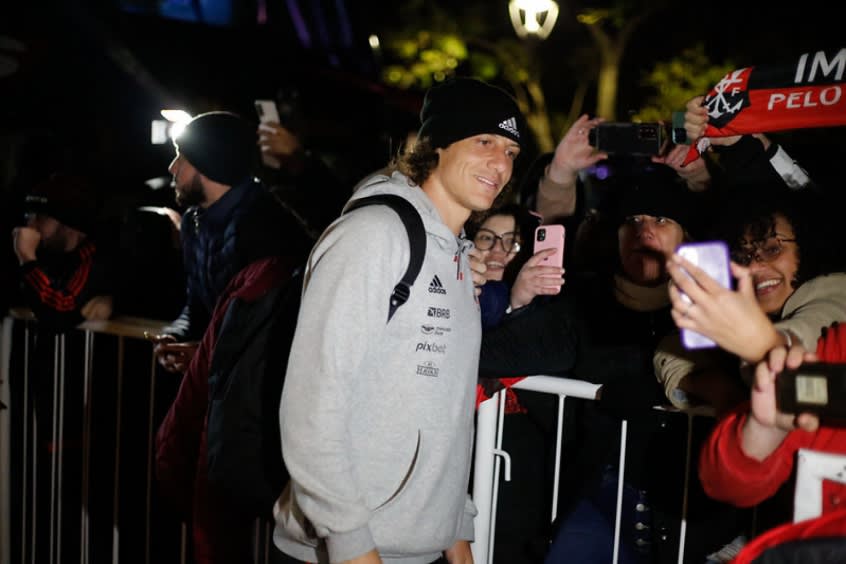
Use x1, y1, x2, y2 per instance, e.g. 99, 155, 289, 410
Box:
1, 0, 843, 228
2, 1, 843, 188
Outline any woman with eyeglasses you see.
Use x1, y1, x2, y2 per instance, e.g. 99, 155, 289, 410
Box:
470, 203, 565, 328
656, 185, 846, 412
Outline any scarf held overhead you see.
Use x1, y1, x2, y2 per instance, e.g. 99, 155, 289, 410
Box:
684, 47, 846, 165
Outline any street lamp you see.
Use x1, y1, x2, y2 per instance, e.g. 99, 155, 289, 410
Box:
509, 0, 559, 40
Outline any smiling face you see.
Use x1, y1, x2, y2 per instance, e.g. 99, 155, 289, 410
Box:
617, 214, 685, 286
476, 213, 520, 282
423, 133, 520, 232
740, 214, 800, 315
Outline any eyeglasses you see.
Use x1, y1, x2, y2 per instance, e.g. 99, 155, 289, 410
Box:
730, 235, 797, 266
473, 228, 521, 253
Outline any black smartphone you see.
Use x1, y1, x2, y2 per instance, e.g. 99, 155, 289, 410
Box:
776, 362, 846, 421
588, 122, 666, 156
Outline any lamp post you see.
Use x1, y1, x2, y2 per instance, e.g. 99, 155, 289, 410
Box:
505, 0, 558, 151
509, 0, 559, 40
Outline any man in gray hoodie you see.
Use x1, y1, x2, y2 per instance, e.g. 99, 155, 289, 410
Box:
273, 78, 529, 564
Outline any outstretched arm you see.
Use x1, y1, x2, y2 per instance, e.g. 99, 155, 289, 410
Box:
535, 115, 606, 222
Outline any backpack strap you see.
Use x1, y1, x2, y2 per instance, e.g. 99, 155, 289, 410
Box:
344, 194, 426, 323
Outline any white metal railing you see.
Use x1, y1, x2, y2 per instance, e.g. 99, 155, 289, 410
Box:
471, 376, 714, 564
0, 312, 280, 564
0, 312, 171, 564
1, 316, 13, 564
2, 311, 725, 563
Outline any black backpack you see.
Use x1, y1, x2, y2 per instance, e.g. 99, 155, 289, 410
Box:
205, 194, 426, 517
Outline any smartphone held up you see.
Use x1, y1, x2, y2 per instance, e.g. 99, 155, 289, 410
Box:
776, 362, 846, 423
533, 225, 566, 269
676, 241, 731, 349
588, 122, 666, 156
255, 99, 282, 169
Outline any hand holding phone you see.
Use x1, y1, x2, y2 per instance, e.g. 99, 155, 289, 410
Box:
676, 241, 731, 349
508, 227, 566, 309
255, 99, 282, 169
776, 362, 846, 422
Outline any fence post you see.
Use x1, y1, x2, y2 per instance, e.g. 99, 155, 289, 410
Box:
1, 317, 14, 563
471, 392, 501, 564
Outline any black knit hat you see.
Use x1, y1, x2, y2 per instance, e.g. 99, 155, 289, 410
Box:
613, 165, 694, 229
24, 173, 97, 233
417, 77, 528, 150
173, 111, 255, 186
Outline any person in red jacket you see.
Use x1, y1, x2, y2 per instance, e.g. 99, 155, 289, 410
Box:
155, 255, 301, 563
699, 322, 846, 563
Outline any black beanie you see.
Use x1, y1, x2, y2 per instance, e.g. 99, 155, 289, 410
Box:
24, 173, 97, 233
173, 111, 255, 186
613, 165, 694, 230
417, 77, 528, 150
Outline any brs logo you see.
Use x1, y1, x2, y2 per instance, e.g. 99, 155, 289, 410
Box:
427, 307, 450, 319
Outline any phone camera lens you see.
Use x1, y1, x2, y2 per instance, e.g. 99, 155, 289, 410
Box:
537, 229, 546, 241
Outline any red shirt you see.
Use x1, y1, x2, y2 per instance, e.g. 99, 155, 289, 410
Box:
698, 322, 846, 562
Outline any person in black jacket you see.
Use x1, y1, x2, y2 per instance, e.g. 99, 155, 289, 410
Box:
151, 111, 312, 372
12, 172, 115, 330
10, 171, 118, 556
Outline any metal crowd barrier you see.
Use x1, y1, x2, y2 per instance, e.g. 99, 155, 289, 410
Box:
0, 311, 179, 564
471, 376, 716, 564
2, 310, 726, 564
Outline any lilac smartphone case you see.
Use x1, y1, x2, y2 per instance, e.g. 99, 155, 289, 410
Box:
677, 241, 731, 349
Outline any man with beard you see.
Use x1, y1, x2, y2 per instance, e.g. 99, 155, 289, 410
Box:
152, 111, 311, 372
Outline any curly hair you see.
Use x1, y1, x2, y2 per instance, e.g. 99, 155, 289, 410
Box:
715, 183, 844, 287
395, 138, 439, 187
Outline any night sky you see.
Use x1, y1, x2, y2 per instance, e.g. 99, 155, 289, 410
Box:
1, 0, 843, 193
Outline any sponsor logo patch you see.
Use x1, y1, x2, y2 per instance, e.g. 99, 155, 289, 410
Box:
417, 361, 439, 377
415, 341, 447, 354
421, 324, 451, 336
427, 306, 450, 319
428, 275, 447, 295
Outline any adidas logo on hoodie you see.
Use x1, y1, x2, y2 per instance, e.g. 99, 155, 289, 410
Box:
428, 275, 447, 295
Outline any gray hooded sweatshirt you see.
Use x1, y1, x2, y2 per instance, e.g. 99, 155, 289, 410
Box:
274, 171, 480, 564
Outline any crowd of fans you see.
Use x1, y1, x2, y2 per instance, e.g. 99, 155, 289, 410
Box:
3, 60, 845, 564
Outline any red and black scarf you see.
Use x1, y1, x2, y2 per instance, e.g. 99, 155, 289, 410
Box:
684, 47, 846, 165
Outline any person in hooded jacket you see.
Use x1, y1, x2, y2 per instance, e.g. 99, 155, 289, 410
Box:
272, 77, 529, 564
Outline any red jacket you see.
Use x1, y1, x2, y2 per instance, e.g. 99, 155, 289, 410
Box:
155, 256, 296, 564
698, 322, 846, 562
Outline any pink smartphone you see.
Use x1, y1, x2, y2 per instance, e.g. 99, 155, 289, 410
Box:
533, 225, 566, 268
676, 241, 731, 349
